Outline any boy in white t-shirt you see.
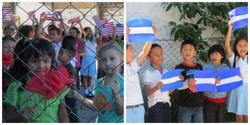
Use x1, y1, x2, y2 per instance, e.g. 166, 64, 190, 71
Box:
142, 43, 172, 122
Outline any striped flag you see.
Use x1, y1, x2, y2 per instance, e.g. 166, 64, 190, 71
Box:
194, 68, 243, 92
27, 10, 38, 23
68, 16, 80, 24
229, 6, 248, 30
115, 23, 124, 36
41, 12, 60, 21
127, 18, 156, 43
101, 22, 114, 36
92, 15, 104, 30
194, 70, 217, 92
216, 68, 243, 92
161, 69, 184, 92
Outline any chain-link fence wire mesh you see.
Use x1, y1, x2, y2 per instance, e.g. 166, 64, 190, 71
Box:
131, 37, 236, 122
2, 2, 124, 123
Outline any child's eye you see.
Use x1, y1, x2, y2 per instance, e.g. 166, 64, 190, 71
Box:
110, 57, 115, 61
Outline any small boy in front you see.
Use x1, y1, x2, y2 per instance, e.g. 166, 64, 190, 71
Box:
175, 40, 203, 123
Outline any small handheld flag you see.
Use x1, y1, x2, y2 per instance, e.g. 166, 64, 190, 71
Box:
68, 16, 80, 24
127, 18, 156, 43
216, 68, 243, 92
194, 70, 217, 92
115, 23, 124, 36
161, 69, 184, 92
229, 6, 248, 30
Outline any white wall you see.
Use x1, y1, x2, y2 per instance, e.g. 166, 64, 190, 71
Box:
126, 2, 223, 39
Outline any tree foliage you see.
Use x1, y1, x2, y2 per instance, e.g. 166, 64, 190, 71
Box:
162, 2, 248, 62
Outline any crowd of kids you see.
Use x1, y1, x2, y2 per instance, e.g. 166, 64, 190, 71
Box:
126, 19, 247, 123
2, 10, 124, 123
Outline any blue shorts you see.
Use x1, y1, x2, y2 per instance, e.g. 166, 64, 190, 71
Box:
80, 55, 96, 77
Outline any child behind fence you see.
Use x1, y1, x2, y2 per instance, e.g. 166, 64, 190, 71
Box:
80, 27, 101, 98
3, 38, 71, 122
92, 43, 124, 122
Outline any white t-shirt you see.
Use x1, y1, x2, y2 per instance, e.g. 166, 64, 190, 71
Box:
126, 58, 144, 106
84, 37, 97, 57
143, 64, 171, 108
228, 52, 248, 83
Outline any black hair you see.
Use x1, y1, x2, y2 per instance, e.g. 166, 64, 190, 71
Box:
59, 46, 76, 79
148, 43, 162, 56
48, 24, 57, 30
2, 35, 17, 44
70, 27, 80, 34
9, 38, 56, 90
84, 27, 93, 41
18, 25, 34, 38
208, 44, 226, 63
49, 27, 61, 35
232, 36, 248, 68
61, 35, 76, 48
180, 40, 197, 51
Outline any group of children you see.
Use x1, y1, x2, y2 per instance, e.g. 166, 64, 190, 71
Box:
126, 19, 248, 123
2, 11, 124, 123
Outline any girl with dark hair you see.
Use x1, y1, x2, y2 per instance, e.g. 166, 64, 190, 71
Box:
3, 38, 71, 122
225, 19, 248, 123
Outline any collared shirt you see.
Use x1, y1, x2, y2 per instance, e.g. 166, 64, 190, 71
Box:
126, 58, 144, 106
203, 62, 230, 100
228, 52, 248, 84
142, 64, 170, 108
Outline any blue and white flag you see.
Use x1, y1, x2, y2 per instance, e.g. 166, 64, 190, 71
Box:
194, 70, 217, 92
216, 68, 243, 92
229, 6, 248, 30
127, 18, 156, 43
161, 69, 184, 92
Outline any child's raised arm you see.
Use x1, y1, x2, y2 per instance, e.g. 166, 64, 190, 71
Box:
225, 19, 233, 57
137, 26, 157, 65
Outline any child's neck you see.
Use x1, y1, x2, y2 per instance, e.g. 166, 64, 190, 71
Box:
151, 63, 163, 74
103, 73, 119, 86
182, 59, 194, 65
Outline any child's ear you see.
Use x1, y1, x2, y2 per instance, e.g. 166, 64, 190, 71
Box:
146, 56, 151, 62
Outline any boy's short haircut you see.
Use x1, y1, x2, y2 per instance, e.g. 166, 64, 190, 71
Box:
148, 43, 162, 56
49, 27, 61, 35
180, 40, 197, 51
208, 44, 226, 62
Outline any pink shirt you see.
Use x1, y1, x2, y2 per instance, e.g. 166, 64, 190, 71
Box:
75, 38, 83, 68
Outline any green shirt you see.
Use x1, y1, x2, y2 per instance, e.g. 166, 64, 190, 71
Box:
4, 82, 70, 122
93, 75, 124, 123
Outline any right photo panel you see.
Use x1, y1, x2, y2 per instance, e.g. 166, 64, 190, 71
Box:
126, 2, 248, 123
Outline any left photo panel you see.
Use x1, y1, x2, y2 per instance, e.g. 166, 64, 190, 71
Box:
2, 2, 124, 123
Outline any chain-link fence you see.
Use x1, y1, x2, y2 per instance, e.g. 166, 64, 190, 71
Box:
2, 2, 124, 123
131, 37, 236, 122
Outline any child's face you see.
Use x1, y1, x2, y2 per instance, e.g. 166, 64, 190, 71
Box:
210, 52, 223, 66
27, 55, 52, 75
180, 44, 197, 61
69, 29, 78, 38
126, 45, 134, 64
100, 48, 123, 75
49, 30, 60, 42
4, 29, 14, 36
236, 39, 248, 58
28, 29, 35, 39
3, 40, 16, 55
58, 49, 72, 65
85, 29, 93, 39
147, 47, 164, 66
